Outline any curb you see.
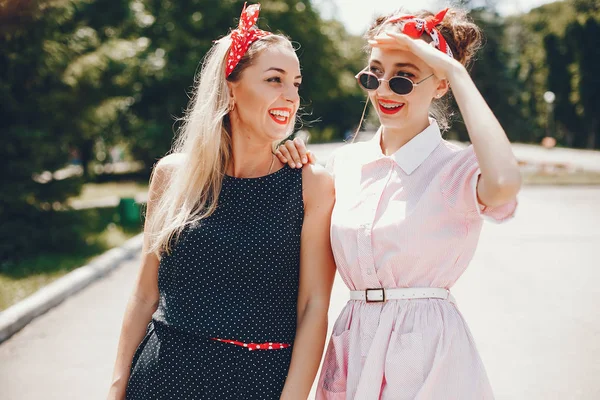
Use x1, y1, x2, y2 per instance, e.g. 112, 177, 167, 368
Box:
0, 233, 144, 344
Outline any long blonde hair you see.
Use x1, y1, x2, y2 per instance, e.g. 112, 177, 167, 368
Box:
146, 34, 293, 256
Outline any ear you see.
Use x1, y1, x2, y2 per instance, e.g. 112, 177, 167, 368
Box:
434, 78, 450, 98
226, 80, 237, 102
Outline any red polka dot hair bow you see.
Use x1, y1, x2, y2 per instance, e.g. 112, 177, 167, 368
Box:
386, 8, 454, 58
225, 2, 270, 77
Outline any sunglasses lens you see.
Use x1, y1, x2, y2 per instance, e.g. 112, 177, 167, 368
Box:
389, 77, 413, 95
359, 73, 380, 90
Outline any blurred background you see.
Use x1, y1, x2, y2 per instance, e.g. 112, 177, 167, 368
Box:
1, 0, 599, 327
1, 1, 600, 398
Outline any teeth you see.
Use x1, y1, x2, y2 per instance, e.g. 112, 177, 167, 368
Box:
269, 110, 290, 117
379, 102, 402, 109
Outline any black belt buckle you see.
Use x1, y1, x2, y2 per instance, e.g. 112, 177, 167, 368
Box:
365, 288, 385, 303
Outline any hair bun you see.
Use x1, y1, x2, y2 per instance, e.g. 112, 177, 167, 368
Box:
436, 8, 482, 67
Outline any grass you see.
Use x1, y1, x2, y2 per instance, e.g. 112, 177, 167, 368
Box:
0, 207, 141, 311
70, 181, 149, 203
522, 169, 600, 185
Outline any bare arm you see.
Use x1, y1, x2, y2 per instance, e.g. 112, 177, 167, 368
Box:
447, 65, 522, 207
107, 155, 180, 400
280, 165, 336, 400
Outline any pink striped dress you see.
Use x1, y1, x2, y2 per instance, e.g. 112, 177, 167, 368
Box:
316, 119, 517, 399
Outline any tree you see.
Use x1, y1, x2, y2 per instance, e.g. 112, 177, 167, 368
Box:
0, 0, 144, 261
544, 33, 580, 146
569, 18, 600, 148
446, 8, 531, 142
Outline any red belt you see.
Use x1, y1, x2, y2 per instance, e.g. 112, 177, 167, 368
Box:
211, 337, 291, 351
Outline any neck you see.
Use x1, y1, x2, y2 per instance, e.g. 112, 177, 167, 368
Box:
228, 127, 279, 178
380, 117, 430, 155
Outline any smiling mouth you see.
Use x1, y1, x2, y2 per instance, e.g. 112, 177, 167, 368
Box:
268, 108, 292, 125
378, 100, 404, 115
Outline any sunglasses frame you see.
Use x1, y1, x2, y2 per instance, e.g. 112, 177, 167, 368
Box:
355, 67, 435, 96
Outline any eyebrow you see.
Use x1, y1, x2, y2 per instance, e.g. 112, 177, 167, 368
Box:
264, 67, 302, 79
370, 59, 421, 72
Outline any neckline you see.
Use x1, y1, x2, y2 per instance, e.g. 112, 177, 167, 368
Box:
223, 163, 290, 181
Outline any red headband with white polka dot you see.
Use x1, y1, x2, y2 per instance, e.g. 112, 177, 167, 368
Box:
386, 8, 454, 58
225, 2, 270, 77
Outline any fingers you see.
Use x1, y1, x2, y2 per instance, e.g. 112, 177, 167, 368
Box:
274, 148, 288, 164
369, 32, 424, 52
293, 137, 309, 164
386, 32, 435, 52
306, 150, 317, 165
275, 137, 311, 169
283, 140, 303, 168
277, 144, 297, 169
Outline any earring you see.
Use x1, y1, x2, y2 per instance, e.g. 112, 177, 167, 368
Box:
228, 101, 235, 112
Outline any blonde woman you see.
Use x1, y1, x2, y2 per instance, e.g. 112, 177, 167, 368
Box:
107, 4, 335, 400
278, 7, 520, 399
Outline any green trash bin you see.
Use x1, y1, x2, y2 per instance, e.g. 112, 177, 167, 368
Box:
118, 197, 141, 226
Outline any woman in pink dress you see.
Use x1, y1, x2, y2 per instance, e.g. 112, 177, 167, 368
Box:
276, 7, 521, 400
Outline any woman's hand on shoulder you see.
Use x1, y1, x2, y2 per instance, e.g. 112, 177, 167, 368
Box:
275, 138, 317, 169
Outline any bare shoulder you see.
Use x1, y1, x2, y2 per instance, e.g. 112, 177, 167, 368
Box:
301, 164, 334, 207
149, 153, 186, 198
156, 152, 187, 169
154, 153, 186, 177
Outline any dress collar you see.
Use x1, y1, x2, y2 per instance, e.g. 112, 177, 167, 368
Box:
363, 118, 442, 175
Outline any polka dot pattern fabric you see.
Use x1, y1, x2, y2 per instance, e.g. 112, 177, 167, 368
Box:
126, 165, 304, 399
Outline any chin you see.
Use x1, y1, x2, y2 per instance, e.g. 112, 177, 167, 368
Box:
270, 124, 294, 139
379, 115, 407, 129
265, 129, 289, 143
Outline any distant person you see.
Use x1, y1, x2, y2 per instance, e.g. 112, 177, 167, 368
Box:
277, 7, 521, 398
107, 4, 335, 399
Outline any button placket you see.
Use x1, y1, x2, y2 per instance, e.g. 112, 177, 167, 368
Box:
356, 161, 388, 286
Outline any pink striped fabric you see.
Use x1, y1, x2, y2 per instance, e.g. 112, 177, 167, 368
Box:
316, 119, 517, 399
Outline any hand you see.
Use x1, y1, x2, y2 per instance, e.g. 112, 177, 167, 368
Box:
368, 31, 464, 82
275, 137, 317, 169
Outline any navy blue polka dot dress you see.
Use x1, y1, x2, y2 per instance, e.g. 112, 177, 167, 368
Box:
126, 165, 303, 399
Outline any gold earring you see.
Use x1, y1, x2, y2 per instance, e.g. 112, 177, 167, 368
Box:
228, 101, 235, 112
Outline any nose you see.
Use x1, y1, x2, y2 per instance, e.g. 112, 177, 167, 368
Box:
376, 76, 395, 97
283, 83, 300, 104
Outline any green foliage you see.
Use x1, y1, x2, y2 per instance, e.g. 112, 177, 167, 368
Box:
568, 17, 600, 148
449, 8, 533, 142
0, 0, 142, 261
508, 0, 600, 148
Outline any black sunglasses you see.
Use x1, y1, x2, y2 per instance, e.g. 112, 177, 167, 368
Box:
355, 68, 434, 96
